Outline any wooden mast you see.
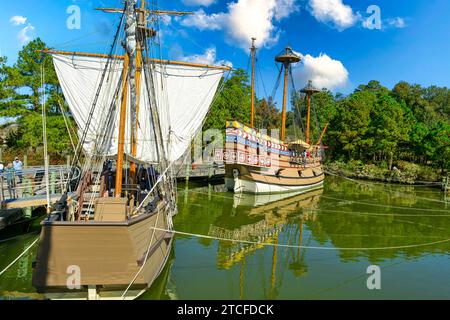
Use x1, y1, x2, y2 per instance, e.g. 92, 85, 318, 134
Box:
115, 53, 130, 197
250, 38, 256, 128
306, 95, 311, 144
130, 0, 146, 182
301, 80, 320, 145
275, 47, 300, 142
280, 66, 289, 141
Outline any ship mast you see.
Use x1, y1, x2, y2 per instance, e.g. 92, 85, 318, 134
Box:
110, 0, 194, 197
250, 38, 256, 128
275, 47, 301, 142
300, 80, 320, 145
129, 0, 146, 183
115, 52, 130, 197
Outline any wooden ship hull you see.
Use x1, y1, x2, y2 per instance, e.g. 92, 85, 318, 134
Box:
32, 199, 173, 300
222, 121, 324, 194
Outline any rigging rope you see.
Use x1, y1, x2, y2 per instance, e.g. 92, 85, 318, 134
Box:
41, 65, 51, 213
0, 237, 39, 277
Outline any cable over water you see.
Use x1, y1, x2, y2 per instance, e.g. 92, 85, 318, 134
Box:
150, 227, 450, 252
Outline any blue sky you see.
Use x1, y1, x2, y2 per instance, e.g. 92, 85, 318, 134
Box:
1, 0, 450, 102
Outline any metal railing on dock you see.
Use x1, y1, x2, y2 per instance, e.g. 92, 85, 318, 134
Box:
0, 166, 79, 209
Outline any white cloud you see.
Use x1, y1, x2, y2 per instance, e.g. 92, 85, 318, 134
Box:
182, 0, 216, 6
181, 9, 226, 30
182, 47, 233, 67
294, 53, 349, 90
385, 17, 407, 29
181, 0, 299, 50
10, 15, 27, 26
18, 24, 35, 45
309, 0, 359, 31
161, 15, 172, 26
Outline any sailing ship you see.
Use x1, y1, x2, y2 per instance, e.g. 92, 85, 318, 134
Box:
31, 0, 230, 300
222, 40, 327, 194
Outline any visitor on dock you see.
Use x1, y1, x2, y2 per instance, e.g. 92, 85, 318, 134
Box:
5, 163, 16, 199
0, 161, 4, 174
13, 157, 23, 183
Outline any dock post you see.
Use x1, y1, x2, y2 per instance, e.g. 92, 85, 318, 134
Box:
184, 181, 189, 205
185, 162, 190, 182
24, 155, 28, 169
208, 165, 213, 180
0, 176, 4, 203
20, 176, 32, 218
51, 171, 57, 194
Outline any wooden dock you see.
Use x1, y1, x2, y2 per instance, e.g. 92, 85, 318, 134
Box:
175, 163, 225, 181
2, 194, 64, 209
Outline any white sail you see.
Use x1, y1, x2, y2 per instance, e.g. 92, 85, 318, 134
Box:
52, 53, 226, 162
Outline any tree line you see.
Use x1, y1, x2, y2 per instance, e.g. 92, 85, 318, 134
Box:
0, 38, 74, 164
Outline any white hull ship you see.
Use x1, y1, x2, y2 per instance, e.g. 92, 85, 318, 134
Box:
31, 0, 229, 300
221, 44, 326, 195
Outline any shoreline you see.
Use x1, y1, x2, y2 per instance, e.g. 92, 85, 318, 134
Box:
323, 161, 444, 188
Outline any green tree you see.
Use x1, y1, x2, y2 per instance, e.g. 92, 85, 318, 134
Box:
255, 97, 280, 130
369, 94, 410, 169
204, 68, 251, 131
427, 121, 450, 172
1, 39, 75, 164
328, 90, 376, 160
5, 38, 61, 116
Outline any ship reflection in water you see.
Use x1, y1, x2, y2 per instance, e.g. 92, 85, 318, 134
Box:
209, 189, 323, 300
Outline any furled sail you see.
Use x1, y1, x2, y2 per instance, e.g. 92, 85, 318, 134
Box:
52, 53, 227, 162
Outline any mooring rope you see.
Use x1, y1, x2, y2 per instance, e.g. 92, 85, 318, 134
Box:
0, 237, 40, 277
179, 188, 450, 213
149, 227, 450, 251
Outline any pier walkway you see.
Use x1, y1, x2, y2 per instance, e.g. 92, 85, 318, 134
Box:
0, 162, 225, 210
0, 166, 77, 209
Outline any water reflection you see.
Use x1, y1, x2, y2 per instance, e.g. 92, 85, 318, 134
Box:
170, 177, 450, 299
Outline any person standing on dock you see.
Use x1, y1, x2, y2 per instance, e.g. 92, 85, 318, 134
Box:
5, 163, 16, 199
0, 161, 4, 174
13, 157, 23, 184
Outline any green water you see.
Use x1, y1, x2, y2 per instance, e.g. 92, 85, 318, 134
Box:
1, 176, 450, 300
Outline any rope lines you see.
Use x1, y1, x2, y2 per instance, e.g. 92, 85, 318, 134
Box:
149, 227, 450, 252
